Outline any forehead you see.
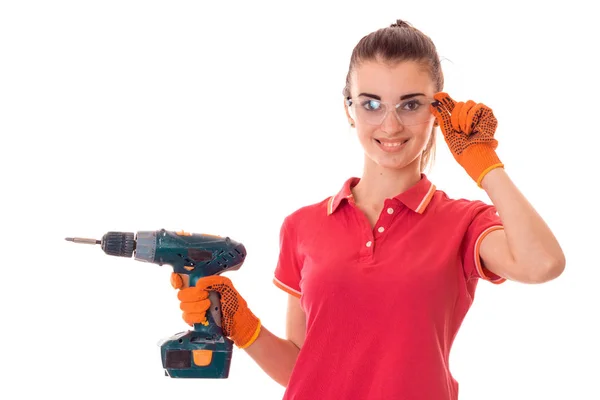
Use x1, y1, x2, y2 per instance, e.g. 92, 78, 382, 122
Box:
350, 60, 434, 99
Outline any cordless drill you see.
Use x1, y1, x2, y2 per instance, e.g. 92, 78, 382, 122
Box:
65, 228, 247, 379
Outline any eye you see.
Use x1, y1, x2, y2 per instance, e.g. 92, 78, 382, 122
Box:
400, 99, 423, 111
361, 99, 382, 111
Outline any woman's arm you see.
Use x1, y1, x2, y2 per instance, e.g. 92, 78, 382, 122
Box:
244, 295, 306, 387
479, 168, 566, 283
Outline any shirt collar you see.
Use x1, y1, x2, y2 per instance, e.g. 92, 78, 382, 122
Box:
327, 174, 436, 216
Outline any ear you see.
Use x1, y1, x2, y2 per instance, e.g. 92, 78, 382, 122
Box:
344, 98, 355, 127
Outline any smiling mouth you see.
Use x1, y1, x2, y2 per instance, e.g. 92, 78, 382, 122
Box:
375, 138, 409, 147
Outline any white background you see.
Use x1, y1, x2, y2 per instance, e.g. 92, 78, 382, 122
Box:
1, 1, 599, 399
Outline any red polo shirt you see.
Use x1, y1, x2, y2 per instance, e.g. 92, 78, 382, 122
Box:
273, 174, 505, 400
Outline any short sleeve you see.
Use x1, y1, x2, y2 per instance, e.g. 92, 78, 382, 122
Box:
462, 201, 506, 284
273, 216, 303, 298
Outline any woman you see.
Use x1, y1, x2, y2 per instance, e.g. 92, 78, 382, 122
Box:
174, 19, 565, 399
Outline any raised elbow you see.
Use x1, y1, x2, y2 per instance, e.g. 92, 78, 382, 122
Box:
524, 255, 566, 284
546, 255, 566, 280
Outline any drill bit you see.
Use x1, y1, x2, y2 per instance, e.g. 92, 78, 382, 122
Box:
65, 237, 101, 245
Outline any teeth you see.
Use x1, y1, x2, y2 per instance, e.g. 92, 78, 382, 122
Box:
380, 140, 407, 147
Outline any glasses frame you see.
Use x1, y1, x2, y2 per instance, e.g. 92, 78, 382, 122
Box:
346, 96, 437, 126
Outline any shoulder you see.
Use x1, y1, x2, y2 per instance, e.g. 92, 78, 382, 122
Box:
282, 196, 332, 230
425, 189, 502, 260
278, 176, 356, 237
428, 188, 497, 222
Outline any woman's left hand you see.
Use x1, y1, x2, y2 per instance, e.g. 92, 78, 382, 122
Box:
430, 92, 504, 187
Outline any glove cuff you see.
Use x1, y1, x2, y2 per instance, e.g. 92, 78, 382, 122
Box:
458, 144, 504, 188
232, 308, 261, 349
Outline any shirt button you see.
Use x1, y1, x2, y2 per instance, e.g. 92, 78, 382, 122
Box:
377, 226, 385, 233
387, 207, 394, 214
366, 241, 372, 247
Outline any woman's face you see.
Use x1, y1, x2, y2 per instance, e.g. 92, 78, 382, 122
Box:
345, 59, 437, 171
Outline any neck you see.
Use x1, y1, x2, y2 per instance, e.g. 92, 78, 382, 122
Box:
351, 155, 422, 207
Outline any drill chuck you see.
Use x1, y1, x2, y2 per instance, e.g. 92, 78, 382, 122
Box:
66, 231, 141, 259
100, 232, 136, 257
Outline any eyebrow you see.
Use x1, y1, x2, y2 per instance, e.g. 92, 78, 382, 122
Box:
357, 92, 425, 100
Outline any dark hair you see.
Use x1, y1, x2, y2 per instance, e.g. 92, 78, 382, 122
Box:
343, 19, 444, 172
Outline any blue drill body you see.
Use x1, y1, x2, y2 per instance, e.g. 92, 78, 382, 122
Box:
66, 228, 247, 378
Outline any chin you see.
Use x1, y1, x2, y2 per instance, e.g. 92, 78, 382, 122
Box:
371, 153, 420, 171
377, 158, 418, 171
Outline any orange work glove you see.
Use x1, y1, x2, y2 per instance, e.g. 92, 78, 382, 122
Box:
174, 274, 261, 349
430, 92, 504, 187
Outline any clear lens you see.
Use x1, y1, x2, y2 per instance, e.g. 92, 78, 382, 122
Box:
350, 95, 436, 126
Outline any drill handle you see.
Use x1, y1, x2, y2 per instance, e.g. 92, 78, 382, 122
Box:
172, 272, 226, 338
192, 291, 226, 338
206, 291, 223, 329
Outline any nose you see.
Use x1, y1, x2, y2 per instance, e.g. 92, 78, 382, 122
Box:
380, 109, 404, 134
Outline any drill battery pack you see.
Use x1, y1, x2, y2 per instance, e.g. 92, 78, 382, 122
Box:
159, 329, 234, 378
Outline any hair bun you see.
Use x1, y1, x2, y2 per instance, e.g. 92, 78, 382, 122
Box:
390, 19, 411, 28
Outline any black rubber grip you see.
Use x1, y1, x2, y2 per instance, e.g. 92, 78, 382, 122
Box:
101, 231, 136, 257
